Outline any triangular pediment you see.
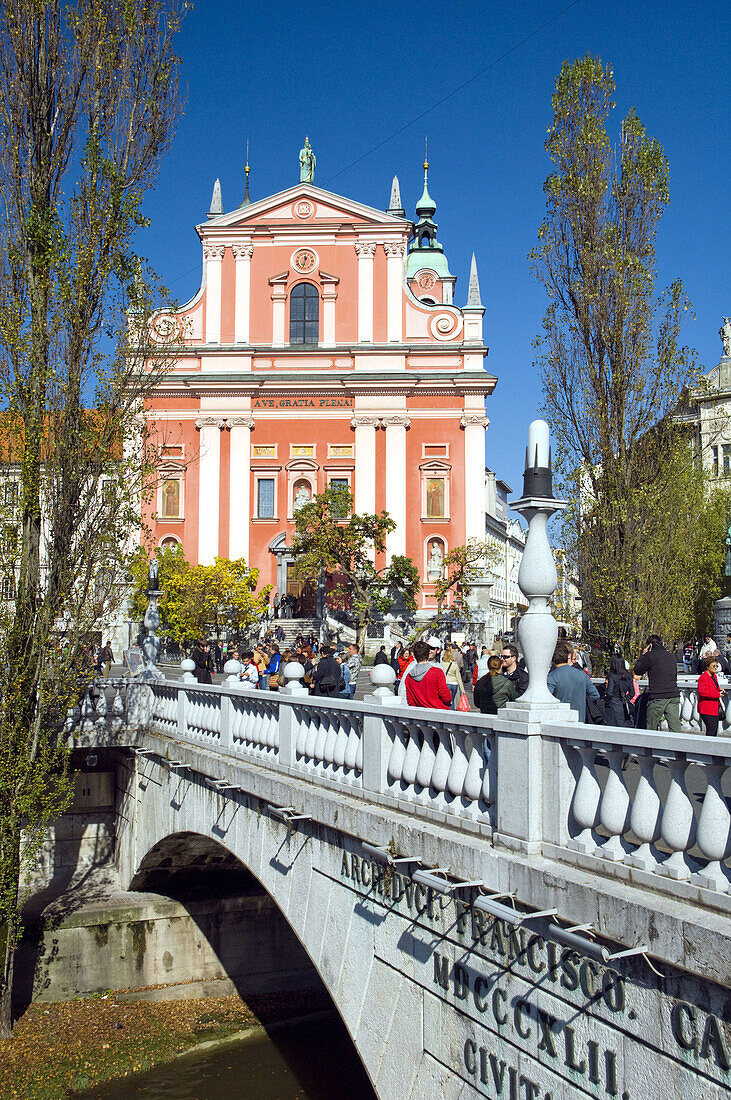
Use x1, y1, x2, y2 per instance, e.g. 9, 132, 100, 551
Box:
198, 183, 411, 231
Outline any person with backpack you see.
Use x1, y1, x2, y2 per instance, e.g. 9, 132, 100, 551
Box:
311, 646, 340, 697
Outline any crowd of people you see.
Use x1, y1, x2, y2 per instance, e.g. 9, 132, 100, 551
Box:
185, 628, 727, 735
190, 632, 363, 700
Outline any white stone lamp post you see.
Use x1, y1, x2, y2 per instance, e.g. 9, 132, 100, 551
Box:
510, 419, 569, 708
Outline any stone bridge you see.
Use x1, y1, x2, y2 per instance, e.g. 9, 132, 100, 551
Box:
71, 665, 731, 1100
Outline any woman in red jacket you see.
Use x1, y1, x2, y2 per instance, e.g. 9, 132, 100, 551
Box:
698, 656, 725, 736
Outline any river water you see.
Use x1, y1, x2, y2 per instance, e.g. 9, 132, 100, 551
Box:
78, 1012, 377, 1100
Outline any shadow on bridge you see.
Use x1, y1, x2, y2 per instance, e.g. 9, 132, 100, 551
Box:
128, 831, 377, 1099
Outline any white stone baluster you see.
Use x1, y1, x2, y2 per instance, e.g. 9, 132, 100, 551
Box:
658, 755, 696, 880
569, 743, 601, 853
626, 751, 662, 872
354, 725, 363, 773
323, 715, 338, 769
462, 736, 484, 804
415, 724, 437, 791
304, 715, 319, 761
401, 723, 421, 788
295, 711, 309, 760
595, 747, 630, 861
481, 731, 496, 811
446, 730, 469, 799
386, 719, 407, 785
344, 719, 360, 771
333, 720, 349, 768
692, 759, 731, 892
313, 714, 329, 766
431, 725, 452, 794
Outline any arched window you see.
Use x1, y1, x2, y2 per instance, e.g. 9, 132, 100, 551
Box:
289, 282, 319, 345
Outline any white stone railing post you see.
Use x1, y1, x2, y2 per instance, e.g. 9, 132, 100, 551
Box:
280, 661, 308, 767
362, 666, 401, 795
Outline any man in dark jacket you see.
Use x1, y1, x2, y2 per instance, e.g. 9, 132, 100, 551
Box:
374, 645, 389, 666
500, 644, 528, 697
191, 641, 214, 684
311, 646, 341, 697
633, 634, 681, 732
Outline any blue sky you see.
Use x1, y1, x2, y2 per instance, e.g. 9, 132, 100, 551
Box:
139, 0, 730, 499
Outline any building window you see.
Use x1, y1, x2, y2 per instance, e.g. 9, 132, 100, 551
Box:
1, 573, 16, 601
256, 478, 275, 519
289, 282, 319, 345
329, 477, 349, 492
160, 478, 181, 519
723, 445, 731, 476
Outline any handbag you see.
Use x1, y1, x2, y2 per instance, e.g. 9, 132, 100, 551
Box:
456, 691, 470, 712
269, 672, 279, 689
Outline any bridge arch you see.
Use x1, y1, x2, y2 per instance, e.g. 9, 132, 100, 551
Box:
126, 825, 378, 1095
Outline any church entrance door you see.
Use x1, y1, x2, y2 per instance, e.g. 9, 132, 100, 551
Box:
286, 562, 317, 617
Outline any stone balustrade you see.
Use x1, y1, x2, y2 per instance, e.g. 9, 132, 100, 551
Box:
71, 661, 731, 908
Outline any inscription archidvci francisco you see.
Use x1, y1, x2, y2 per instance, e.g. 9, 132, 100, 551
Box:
340, 849, 730, 1097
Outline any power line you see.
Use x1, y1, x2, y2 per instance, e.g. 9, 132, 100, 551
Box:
325, 0, 586, 184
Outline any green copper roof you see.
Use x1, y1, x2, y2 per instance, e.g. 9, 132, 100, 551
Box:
406, 246, 453, 279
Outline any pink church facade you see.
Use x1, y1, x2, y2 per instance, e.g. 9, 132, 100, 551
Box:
144, 164, 495, 615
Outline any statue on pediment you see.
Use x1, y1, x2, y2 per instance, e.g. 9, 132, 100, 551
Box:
299, 137, 316, 183
720, 316, 731, 358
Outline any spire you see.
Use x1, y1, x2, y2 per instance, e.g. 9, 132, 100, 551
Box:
207, 178, 223, 218
388, 174, 405, 217
466, 253, 483, 308
416, 137, 436, 217
242, 140, 251, 206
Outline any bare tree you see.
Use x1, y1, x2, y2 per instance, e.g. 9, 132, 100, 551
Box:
0, 0, 185, 1035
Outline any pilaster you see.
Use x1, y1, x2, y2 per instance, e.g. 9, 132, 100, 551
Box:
195, 417, 225, 564
384, 242, 405, 343
460, 413, 489, 543
382, 415, 410, 561
352, 415, 380, 560
232, 242, 253, 344
227, 417, 255, 561
355, 242, 376, 343
203, 244, 225, 345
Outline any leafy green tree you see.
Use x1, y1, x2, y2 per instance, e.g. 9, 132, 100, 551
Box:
531, 55, 722, 654
130, 546, 270, 645
291, 485, 419, 650
0, 0, 185, 1035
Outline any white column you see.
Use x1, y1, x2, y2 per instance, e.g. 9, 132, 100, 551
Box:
355, 242, 375, 343
461, 414, 489, 543
383, 416, 409, 561
196, 418, 223, 564
204, 244, 225, 344
227, 418, 255, 561
233, 243, 253, 343
352, 415, 379, 560
385, 242, 405, 343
